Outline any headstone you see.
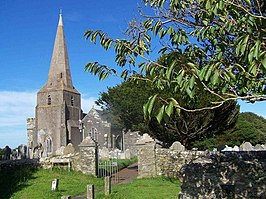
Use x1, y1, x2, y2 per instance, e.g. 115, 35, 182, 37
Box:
222, 145, 233, 151
104, 176, 111, 196
100, 147, 109, 160
51, 179, 59, 191
64, 143, 75, 155
254, 144, 264, 151
61, 196, 71, 199
3, 146, 11, 160
125, 149, 131, 159
87, 184, 95, 199
170, 141, 185, 151
232, 146, 239, 151
217, 145, 226, 151
239, 142, 254, 151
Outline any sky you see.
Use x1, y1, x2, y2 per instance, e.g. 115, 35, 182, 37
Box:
0, 0, 265, 148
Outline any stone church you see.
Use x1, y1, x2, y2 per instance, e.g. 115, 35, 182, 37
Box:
27, 13, 112, 158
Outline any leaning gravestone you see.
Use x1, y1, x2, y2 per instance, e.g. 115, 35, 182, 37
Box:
240, 142, 254, 151
170, 141, 185, 151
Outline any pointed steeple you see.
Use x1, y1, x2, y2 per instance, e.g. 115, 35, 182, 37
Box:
46, 11, 74, 90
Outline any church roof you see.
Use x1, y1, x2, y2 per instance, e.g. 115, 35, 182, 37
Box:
39, 12, 79, 93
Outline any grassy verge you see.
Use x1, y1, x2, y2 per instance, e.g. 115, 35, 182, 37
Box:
10, 168, 103, 199
96, 177, 181, 199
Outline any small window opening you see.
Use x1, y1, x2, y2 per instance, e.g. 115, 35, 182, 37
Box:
48, 95, 51, 105
71, 96, 74, 106
90, 127, 98, 142
60, 73, 63, 78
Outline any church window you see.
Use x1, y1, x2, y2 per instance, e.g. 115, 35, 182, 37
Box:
46, 137, 52, 153
71, 96, 74, 106
90, 127, 98, 142
60, 72, 63, 78
48, 95, 51, 105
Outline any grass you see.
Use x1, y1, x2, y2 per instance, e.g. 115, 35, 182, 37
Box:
9, 168, 103, 199
2, 162, 181, 199
96, 177, 181, 199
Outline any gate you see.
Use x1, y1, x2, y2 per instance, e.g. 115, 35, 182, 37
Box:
97, 149, 119, 184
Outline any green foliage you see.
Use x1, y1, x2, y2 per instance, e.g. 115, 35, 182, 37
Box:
0, 163, 38, 199
0, 148, 3, 160
85, 0, 266, 122
96, 80, 153, 133
97, 80, 239, 147
192, 112, 266, 150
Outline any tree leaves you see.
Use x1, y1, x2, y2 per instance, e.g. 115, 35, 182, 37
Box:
84, 0, 266, 119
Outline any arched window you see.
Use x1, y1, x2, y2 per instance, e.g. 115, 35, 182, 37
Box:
90, 127, 98, 142
71, 96, 74, 106
46, 137, 52, 153
48, 95, 51, 105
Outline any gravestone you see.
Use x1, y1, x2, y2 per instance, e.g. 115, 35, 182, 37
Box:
51, 179, 59, 191
125, 149, 131, 159
61, 196, 71, 199
170, 141, 185, 151
104, 176, 111, 196
100, 147, 109, 160
3, 146, 11, 160
254, 144, 264, 151
87, 184, 95, 199
64, 143, 75, 155
240, 142, 254, 151
222, 145, 233, 151
233, 146, 239, 151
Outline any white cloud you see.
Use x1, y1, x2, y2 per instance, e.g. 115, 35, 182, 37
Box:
0, 90, 98, 148
0, 91, 36, 127
81, 97, 98, 113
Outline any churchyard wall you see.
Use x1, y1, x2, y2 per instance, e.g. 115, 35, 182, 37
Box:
136, 134, 266, 198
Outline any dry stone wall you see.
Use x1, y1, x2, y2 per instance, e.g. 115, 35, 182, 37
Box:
136, 135, 266, 198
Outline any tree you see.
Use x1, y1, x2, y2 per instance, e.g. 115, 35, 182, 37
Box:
84, 0, 266, 123
97, 80, 239, 147
192, 112, 266, 150
96, 80, 152, 133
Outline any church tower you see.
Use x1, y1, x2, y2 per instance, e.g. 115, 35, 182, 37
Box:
31, 12, 82, 156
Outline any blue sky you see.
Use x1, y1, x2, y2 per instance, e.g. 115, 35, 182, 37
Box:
0, 0, 265, 148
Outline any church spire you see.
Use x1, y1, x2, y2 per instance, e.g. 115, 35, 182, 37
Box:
47, 11, 74, 90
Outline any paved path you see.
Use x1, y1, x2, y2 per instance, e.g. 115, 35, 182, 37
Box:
111, 163, 138, 184
72, 163, 138, 198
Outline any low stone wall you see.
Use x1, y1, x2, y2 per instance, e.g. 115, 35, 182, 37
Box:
136, 134, 266, 198
155, 149, 214, 178
179, 151, 266, 198
0, 159, 39, 170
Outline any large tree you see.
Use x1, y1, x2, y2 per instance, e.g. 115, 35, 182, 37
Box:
192, 112, 266, 149
97, 80, 239, 147
85, 0, 266, 122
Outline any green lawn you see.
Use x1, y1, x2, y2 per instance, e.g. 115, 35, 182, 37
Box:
4, 167, 180, 199
10, 169, 103, 199
97, 177, 181, 199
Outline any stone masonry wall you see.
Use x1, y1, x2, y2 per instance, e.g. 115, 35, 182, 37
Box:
178, 152, 266, 199
136, 135, 266, 198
